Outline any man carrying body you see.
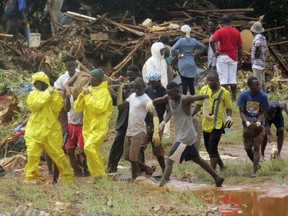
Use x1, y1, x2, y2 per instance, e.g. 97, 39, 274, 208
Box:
152, 82, 224, 187
262, 100, 288, 159
74, 69, 112, 182
238, 77, 269, 178
192, 71, 233, 171
63, 86, 87, 177
211, 15, 242, 101
24, 72, 74, 184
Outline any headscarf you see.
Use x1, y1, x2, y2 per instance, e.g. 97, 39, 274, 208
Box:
90, 68, 104, 82
146, 71, 161, 81
181, 25, 191, 38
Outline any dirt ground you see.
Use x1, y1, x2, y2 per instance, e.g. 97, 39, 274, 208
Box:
1, 103, 288, 215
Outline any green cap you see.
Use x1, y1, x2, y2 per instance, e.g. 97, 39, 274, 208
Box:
90, 68, 104, 82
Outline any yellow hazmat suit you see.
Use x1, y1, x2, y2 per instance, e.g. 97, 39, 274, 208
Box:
74, 81, 112, 177
24, 72, 74, 184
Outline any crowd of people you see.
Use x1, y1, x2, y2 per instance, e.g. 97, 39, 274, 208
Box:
6, 6, 286, 186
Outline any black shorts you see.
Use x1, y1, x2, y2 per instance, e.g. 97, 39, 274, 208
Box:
268, 113, 284, 129
169, 142, 199, 163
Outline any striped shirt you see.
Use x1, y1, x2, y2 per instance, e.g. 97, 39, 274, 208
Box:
251, 33, 267, 70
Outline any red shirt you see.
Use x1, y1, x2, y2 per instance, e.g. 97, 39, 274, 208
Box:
212, 26, 242, 61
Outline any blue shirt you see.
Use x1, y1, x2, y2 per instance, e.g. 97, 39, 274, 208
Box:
237, 90, 269, 127
171, 37, 206, 78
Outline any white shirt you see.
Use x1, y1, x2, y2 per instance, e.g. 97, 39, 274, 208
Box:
54, 69, 80, 90
68, 97, 83, 125
126, 93, 151, 136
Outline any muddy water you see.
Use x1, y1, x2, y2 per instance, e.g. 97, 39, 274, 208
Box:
168, 181, 288, 215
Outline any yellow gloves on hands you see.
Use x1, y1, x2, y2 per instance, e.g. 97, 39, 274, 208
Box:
146, 101, 155, 113
152, 116, 161, 146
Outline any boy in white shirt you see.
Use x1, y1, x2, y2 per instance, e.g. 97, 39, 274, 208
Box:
118, 77, 160, 180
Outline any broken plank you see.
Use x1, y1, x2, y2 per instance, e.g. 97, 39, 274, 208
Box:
111, 57, 132, 78
269, 47, 288, 73
191, 30, 209, 38
113, 41, 143, 71
90, 32, 109, 41
103, 17, 146, 37
0, 34, 13, 38
120, 10, 129, 24
187, 8, 254, 13
269, 41, 288, 46
265, 26, 285, 32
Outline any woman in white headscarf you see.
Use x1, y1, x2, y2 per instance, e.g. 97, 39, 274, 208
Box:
171, 25, 206, 95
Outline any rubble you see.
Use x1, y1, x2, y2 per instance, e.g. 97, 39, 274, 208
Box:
0, 2, 288, 149
1, 2, 287, 79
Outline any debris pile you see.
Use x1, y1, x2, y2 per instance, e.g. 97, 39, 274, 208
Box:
1, 2, 288, 80
0, 2, 288, 148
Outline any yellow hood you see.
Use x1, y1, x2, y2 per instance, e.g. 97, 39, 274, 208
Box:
32, 72, 50, 86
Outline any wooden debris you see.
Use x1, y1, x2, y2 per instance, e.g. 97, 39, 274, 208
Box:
0, 34, 13, 38
90, 32, 109, 41
0, 2, 287, 78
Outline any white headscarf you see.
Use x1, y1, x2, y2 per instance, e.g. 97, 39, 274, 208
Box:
181, 25, 191, 38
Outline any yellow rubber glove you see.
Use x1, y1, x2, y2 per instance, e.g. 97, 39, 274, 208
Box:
82, 85, 92, 95
116, 83, 124, 106
146, 101, 155, 113
152, 116, 161, 146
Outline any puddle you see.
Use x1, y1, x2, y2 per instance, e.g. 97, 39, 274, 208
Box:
167, 181, 288, 215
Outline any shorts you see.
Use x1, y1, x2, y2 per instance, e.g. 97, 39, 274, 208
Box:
252, 69, 265, 87
268, 113, 284, 130
243, 128, 264, 150
168, 142, 199, 163
216, 54, 238, 85
123, 131, 146, 162
142, 125, 165, 157
65, 124, 84, 150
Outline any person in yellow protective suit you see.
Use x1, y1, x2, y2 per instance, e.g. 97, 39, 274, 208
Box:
74, 69, 112, 181
24, 72, 74, 184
